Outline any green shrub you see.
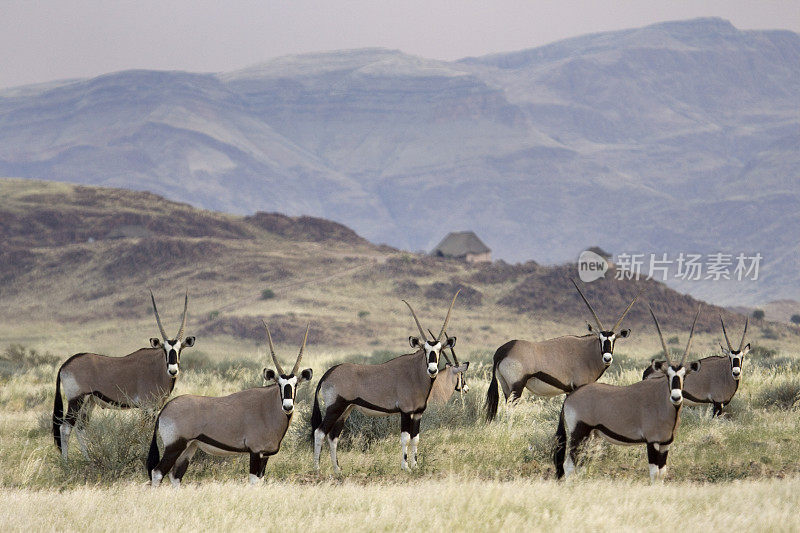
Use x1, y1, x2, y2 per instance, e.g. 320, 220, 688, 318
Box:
358, 310, 370, 319
261, 289, 276, 300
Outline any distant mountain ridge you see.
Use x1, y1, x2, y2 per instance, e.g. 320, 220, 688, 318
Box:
0, 18, 797, 306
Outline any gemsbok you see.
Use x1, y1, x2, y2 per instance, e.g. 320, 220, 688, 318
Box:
52, 290, 194, 460
427, 331, 470, 406
643, 315, 749, 417
311, 292, 459, 473
147, 322, 313, 487
554, 304, 701, 481
485, 279, 641, 421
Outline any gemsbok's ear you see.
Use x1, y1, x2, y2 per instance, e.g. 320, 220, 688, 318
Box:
299, 368, 313, 382
459, 362, 470, 372
741, 343, 751, 355
409, 336, 422, 349
183, 336, 195, 347
263, 368, 277, 383
689, 361, 701, 373
150, 338, 162, 348
618, 329, 631, 338
653, 360, 666, 372
445, 336, 457, 349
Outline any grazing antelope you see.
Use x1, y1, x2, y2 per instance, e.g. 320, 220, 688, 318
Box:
485, 280, 640, 421
311, 293, 459, 473
427, 332, 469, 406
554, 305, 701, 481
147, 322, 313, 487
643, 315, 749, 417
52, 290, 194, 460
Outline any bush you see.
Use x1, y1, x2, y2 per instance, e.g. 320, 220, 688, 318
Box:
753, 379, 800, 410
0, 344, 60, 378
667, 336, 680, 345
358, 310, 370, 319
261, 289, 276, 300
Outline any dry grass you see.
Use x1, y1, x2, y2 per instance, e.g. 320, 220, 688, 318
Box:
2, 478, 799, 532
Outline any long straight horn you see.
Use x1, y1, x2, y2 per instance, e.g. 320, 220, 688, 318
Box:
430, 329, 453, 364
149, 290, 168, 340
719, 314, 733, 351
291, 324, 310, 375
612, 288, 643, 332
437, 290, 460, 342
444, 329, 459, 365
680, 306, 702, 367
648, 304, 672, 366
738, 317, 749, 351
571, 279, 604, 331
403, 300, 428, 341
262, 320, 284, 375
176, 289, 189, 340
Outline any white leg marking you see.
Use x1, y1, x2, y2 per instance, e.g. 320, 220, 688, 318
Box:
249, 474, 259, 485
75, 427, 89, 460
314, 428, 325, 471
649, 464, 658, 482
328, 436, 340, 474
659, 465, 668, 480
564, 454, 575, 478
60, 423, 72, 460
169, 472, 180, 488
410, 435, 420, 469
151, 469, 163, 488
400, 431, 411, 471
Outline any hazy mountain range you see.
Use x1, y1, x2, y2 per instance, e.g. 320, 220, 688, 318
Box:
0, 18, 797, 306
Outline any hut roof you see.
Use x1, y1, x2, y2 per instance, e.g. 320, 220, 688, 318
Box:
431, 231, 490, 257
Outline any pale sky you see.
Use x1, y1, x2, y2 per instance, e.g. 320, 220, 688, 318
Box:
1, 0, 799, 89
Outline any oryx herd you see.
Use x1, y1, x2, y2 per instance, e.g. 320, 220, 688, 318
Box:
50, 281, 751, 486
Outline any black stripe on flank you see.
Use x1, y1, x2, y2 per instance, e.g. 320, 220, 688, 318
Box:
90, 392, 132, 409
195, 434, 248, 453
530, 372, 574, 393
591, 424, 646, 444
352, 398, 399, 414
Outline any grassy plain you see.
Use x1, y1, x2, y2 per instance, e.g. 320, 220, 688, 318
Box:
2, 179, 799, 530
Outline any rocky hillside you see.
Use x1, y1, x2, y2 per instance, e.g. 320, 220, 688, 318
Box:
2, 179, 787, 355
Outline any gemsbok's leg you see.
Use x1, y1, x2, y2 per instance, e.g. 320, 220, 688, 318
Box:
327, 407, 351, 475
656, 444, 670, 480
497, 372, 512, 402
712, 402, 724, 417
75, 398, 94, 460
647, 443, 659, 482
60, 396, 85, 460
400, 413, 412, 471
505, 379, 527, 428
170, 442, 197, 488
408, 414, 422, 468
249, 452, 269, 485
564, 422, 589, 479
317, 402, 347, 473
152, 439, 187, 488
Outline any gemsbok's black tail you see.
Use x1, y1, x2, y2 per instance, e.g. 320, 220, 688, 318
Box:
310, 377, 323, 440
146, 418, 160, 480
486, 342, 515, 422
485, 362, 500, 422
52, 369, 63, 450
554, 404, 567, 479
